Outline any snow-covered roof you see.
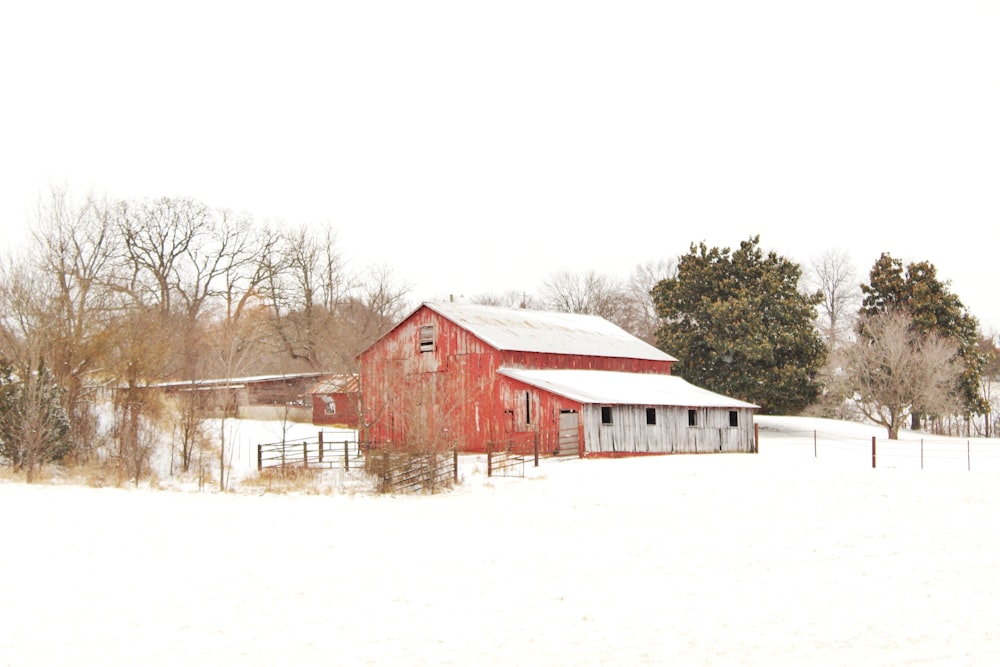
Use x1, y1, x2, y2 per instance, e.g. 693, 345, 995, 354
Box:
148, 372, 329, 390
309, 375, 360, 394
498, 368, 758, 409
424, 302, 676, 362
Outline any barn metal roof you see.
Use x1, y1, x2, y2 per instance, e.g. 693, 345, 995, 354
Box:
147, 372, 329, 390
309, 374, 360, 395
498, 368, 759, 409
425, 302, 677, 362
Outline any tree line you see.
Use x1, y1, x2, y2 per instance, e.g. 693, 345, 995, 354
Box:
1, 188, 997, 482
0, 188, 412, 481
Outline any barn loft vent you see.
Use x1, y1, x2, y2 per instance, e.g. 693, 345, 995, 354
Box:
419, 325, 435, 353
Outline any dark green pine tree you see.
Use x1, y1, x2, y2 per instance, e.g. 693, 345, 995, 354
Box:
652, 236, 826, 415
0, 359, 72, 477
860, 253, 987, 420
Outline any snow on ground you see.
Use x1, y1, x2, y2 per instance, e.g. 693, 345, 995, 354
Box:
2, 416, 1000, 666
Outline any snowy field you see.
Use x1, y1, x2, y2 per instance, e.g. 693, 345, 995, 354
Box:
3, 416, 1000, 666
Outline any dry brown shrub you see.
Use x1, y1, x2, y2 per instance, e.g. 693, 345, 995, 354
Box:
242, 467, 330, 495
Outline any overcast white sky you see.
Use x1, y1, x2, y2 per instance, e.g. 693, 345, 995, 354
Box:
2, 2, 998, 329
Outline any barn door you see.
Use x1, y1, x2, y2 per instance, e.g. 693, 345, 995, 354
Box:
557, 410, 579, 457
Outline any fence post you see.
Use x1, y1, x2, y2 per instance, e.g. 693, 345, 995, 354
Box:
871, 436, 876, 469
344, 440, 350, 471
318, 431, 324, 464
453, 448, 458, 483
383, 448, 390, 492
257, 444, 262, 471
303, 441, 308, 468
967, 440, 971, 472
534, 433, 539, 467
754, 423, 759, 453
920, 439, 924, 470
487, 442, 493, 478
814, 430, 817, 458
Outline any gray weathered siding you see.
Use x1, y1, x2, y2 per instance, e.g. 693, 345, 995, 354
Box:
582, 405, 755, 455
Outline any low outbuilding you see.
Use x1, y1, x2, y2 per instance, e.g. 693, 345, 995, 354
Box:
309, 375, 360, 428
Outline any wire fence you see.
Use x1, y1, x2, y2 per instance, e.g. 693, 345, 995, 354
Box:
760, 427, 1000, 472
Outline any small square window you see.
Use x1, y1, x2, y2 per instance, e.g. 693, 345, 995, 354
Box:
688, 409, 698, 427
601, 406, 613, 425
646, 407, 656, 425
729, 410, 739, 427
419, 325, 435, 353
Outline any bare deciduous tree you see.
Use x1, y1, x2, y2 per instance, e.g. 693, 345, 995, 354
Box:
470, 290, 540, 309
807, 248, 861, 349
539, 264, 674, 342
624, 258, 676, 344
541, 269, 623, 318
842, 310, 962, 439
325, 264, 411, 372
263, 223, 352, 369
25, 187, 118, 462
113, 197, 214, 317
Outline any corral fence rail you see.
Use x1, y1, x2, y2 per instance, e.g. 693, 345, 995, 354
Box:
257, 434, 458, 493
257, 433, 363, 471
365, 447, 458, 494
486, 430, 579, 477
761, 427, 1000, 471
486, 440, 525, 477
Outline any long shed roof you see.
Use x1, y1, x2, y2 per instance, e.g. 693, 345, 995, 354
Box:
424, 302, 677, 362
498, 368, 758, 409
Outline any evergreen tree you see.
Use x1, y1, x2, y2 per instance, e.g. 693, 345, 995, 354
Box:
0, 359, 72, 480
652, 236, 826, 414
860, 253, 986, 421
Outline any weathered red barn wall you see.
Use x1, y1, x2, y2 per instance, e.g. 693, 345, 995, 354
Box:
500, 351, 671, 375
497, 375, 584, 456
360, 305, 673, 452
360, 307, 503, 450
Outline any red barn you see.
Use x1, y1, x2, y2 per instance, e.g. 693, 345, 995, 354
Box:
309, 375, 361, 428
359, 302, 757, 456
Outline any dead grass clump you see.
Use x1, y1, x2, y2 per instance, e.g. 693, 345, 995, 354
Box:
244, 467, 330, 495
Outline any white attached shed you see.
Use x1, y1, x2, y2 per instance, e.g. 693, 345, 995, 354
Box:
498, 368, 759, 456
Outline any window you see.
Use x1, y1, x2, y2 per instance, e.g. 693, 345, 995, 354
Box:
688, 409, 698, 427
525, 392, 531, 425
601, 406, 613, 425
419, 325, 435, 353
729, 410, 739, 427
646, 407, 656, 425
322, 396, 336, 415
